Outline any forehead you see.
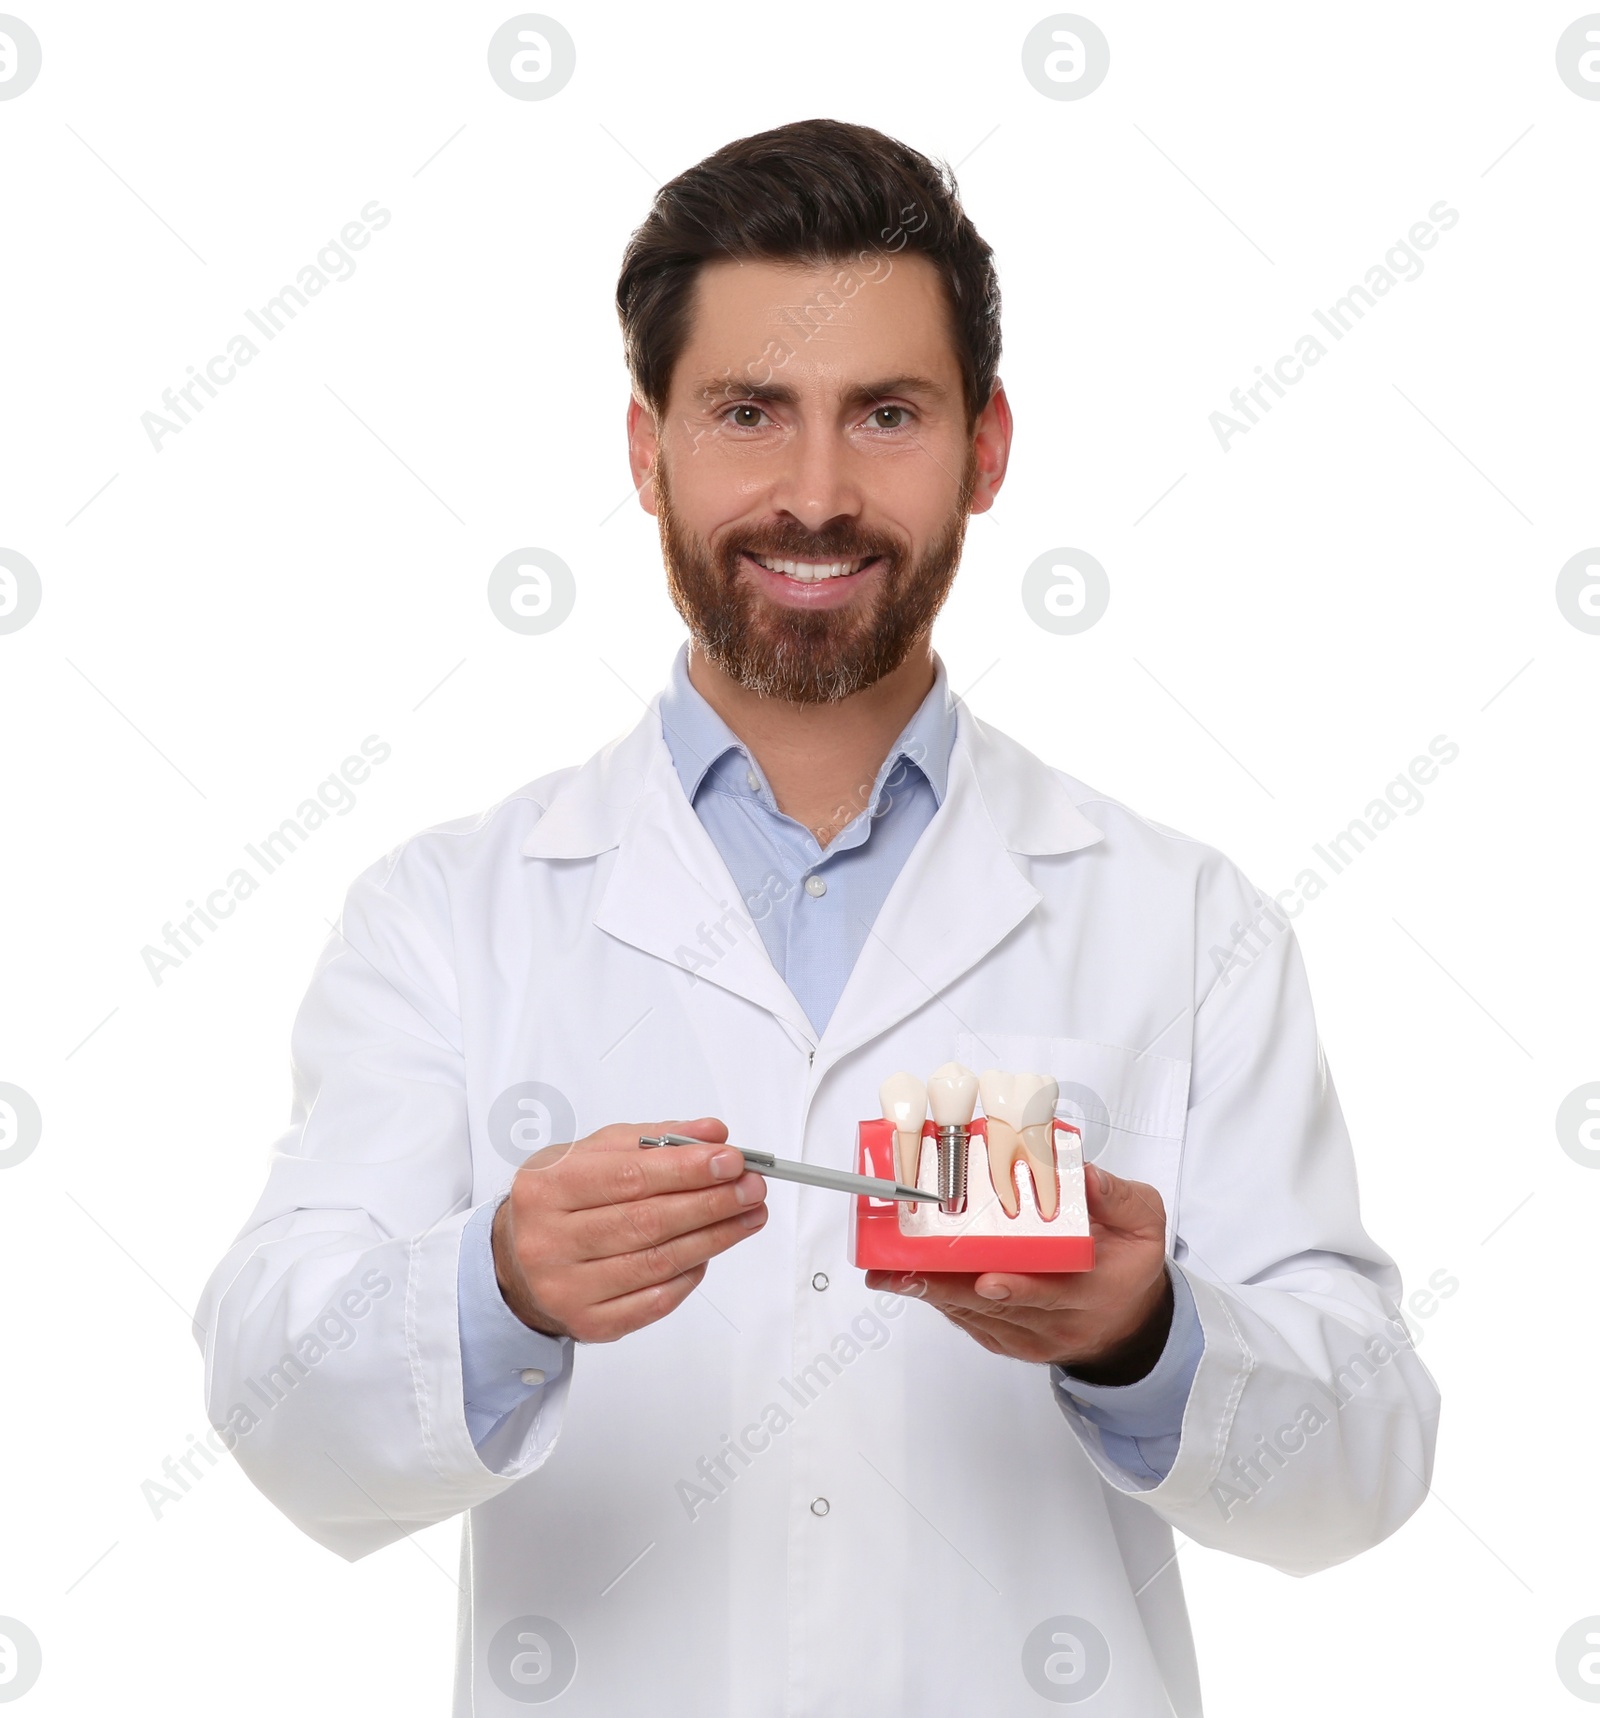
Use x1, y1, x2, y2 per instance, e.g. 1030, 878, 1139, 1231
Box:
675, 253, 959, 396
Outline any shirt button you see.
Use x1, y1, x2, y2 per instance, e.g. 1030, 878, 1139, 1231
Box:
804, 874, 827, 898
519, 1368, 546, 1386
812, 1271, 829, 1292
810, 1497, 830, 1517
746, 768, 760, 792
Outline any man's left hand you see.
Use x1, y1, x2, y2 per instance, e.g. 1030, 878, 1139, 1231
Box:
865, 1164, 1173, 1385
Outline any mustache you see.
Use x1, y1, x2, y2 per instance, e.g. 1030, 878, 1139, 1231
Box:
722, 530, 903, 565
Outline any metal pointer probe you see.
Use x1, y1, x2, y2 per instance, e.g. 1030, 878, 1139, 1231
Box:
638, 1133, 929, 1203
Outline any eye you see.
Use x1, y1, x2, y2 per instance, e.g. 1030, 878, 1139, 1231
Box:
724, 403, 769, 428
868, 405, 910, 429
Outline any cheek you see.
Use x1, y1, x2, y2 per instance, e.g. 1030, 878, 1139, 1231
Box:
867, 433, 972, 516
659, 443, 740, 525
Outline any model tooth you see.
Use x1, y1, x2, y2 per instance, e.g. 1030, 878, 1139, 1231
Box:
927, 1062, 978, 1127
979, 1070, 1037, 1216
879, 1072, 928, 1194
1017, 1074, 1060, 1220
978, 1070, 1023, 1217
978, 1071, 1060, 1219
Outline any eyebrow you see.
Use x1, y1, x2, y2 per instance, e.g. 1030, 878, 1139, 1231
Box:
689, 373, 951, 410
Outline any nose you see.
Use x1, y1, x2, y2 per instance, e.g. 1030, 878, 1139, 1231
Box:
768, 423, 864, 538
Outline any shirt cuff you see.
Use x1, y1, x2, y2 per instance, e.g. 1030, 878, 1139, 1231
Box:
458, 1197, 572, 1449
1049, 1262, 1203, 1483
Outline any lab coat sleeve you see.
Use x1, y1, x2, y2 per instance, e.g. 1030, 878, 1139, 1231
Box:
1049, 857, 1441, 1575
194, 842, 574, 1561
1051, 1261, 1204, 1482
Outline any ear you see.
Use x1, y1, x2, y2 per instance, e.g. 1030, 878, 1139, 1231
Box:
968, 381, 1013, 516
626, 396, 660, 518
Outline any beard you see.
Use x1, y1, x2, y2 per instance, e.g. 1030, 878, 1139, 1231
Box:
653, 448, 978, 704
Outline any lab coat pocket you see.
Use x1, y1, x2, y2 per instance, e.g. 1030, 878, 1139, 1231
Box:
953, 1031, 1190, 1251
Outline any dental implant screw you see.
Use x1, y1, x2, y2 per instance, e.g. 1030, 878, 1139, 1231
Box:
936, 1123, 969, 1215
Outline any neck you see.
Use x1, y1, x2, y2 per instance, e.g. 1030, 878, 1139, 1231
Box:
686, 639, 937, 845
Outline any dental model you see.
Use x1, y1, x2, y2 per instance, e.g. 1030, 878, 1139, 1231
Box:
878, 1072, 928, 1201
978, 1070, 1061, 1220
927, 1061, 979, 1216
850, 1065, 1093, 1273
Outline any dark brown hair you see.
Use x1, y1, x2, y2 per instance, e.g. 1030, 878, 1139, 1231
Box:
615, 118, 1001, 427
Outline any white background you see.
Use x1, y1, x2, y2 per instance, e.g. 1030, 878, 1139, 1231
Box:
2, 1, 1598, 1711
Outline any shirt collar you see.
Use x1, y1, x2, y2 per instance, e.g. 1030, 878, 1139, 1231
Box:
658, 641, 955, 809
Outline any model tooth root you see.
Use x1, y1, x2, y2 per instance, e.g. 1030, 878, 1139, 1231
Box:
1017, 1075, 1060, 1220
898, 1130, 924, 1196
983, 1118, 1023, 1218
1019, 1122, 1061, 1220
978, 1070, 1061, 1220
878, 1072, 928, 1194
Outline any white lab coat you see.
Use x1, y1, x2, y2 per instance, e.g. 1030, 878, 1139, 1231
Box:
197, 694, 1440, 1717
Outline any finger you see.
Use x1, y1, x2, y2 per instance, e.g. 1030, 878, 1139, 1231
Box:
941, 1303, 1085, 1364
570, 1172, 767, 1262
941, 1303, 1045, 1344
585, 1208, 765, 1311
876, 1278, 1079, 1312
869, 1271, 977, 1310
543, 1124, 744, 1211
938, 1305, 1014, 1355
873, 1270, 1091, 1317
583, 1118, 729, 1153
966, 1271, 1098, 1311
1085, 1162, 1167, 1240
515, 1119, 684, 1177
569, 1261, 710, 1344
517, 1119, 730, 1183
583, 1202, 769, 1300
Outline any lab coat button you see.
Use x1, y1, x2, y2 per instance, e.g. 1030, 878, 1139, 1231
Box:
811, 1271, 829, 1292
810, 1497, 830, 1517
519, 1368, 546, 1386
804, 874, 827, 898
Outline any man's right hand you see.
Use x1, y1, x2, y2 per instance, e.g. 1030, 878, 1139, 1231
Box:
490, 1117, 768, 1343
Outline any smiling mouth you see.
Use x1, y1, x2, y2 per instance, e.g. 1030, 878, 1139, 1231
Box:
744, 551, 879, 583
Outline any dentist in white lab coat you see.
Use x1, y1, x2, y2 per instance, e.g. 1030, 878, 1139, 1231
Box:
197, 119, 1439, 1715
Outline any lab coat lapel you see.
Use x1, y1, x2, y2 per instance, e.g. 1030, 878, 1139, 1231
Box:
519, 695, 1107, 1060
520, 703, 816, 1043
816, 708, 1107, 1070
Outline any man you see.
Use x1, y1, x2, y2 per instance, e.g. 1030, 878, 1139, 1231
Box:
198, 120, 1439, 1715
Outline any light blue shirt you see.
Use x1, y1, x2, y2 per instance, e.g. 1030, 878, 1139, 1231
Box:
656, 643, 953, 1034
457, 647, 1202, 1477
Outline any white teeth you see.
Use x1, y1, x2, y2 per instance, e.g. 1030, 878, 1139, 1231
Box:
927, 1062, 979, 1128
750, 554, 870, 582
978, 1070, 1060, 1220
879, 1072, 928, 1194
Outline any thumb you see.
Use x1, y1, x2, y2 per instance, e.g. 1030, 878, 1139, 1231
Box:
1084, 1161, 1167, 1239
